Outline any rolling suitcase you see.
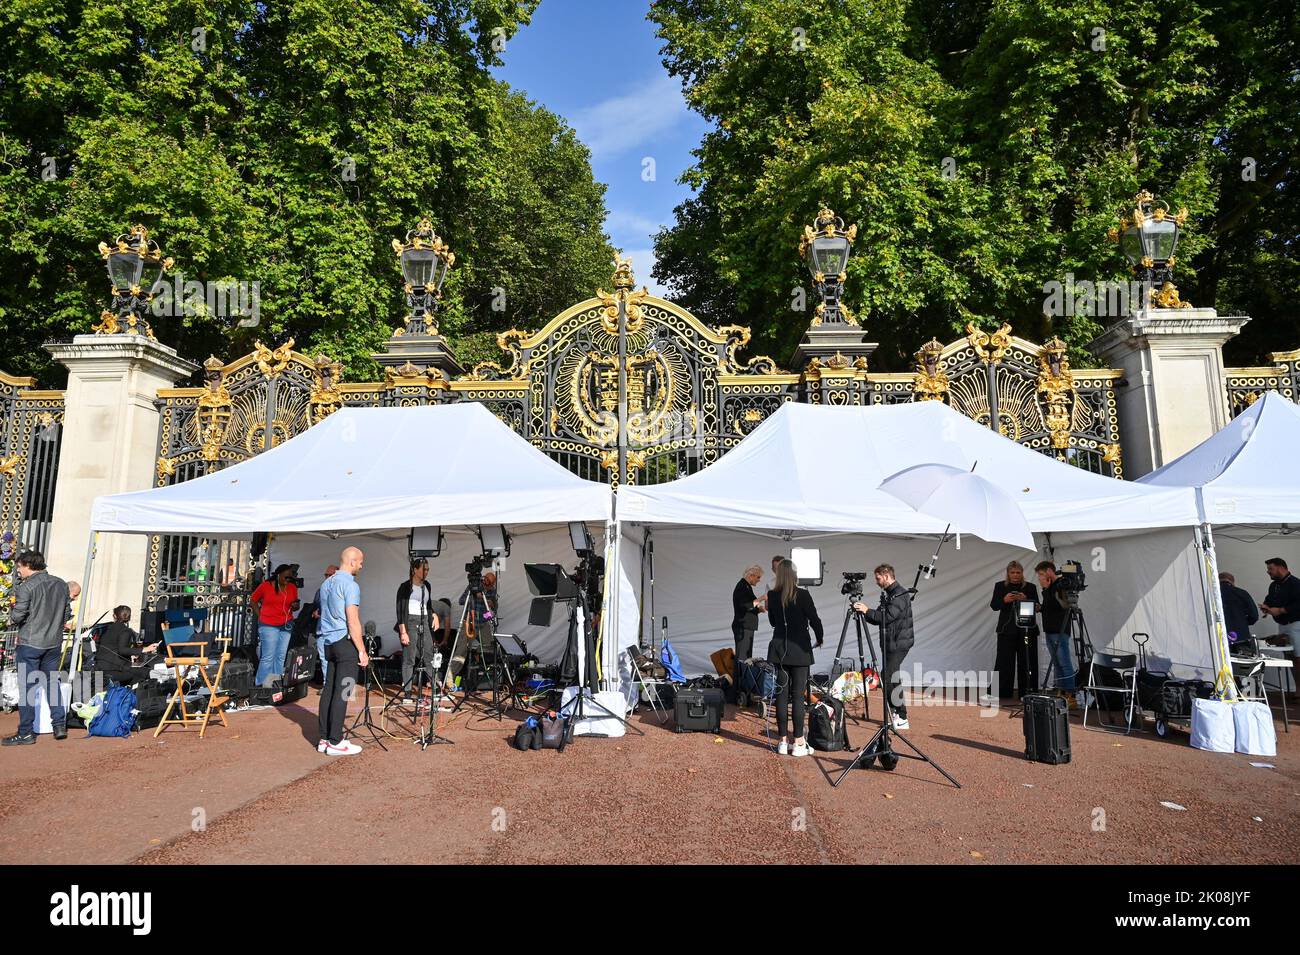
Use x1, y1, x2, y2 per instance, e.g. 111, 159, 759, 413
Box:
673, 687, 723, 733
1022, 693, 1071, 764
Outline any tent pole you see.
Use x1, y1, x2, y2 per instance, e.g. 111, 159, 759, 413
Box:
1199, 520, 1237, 701
66, 530, 99, 686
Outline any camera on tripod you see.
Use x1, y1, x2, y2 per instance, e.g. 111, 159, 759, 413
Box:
841, 571, 868, 600
1058, 560, 1087, 592
465, 554, 488, 588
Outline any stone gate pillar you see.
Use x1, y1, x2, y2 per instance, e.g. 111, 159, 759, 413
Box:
1088, 307, 1249, 478
45, 333, 197, 615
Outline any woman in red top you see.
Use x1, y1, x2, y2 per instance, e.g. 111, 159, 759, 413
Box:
252, 564, 299, 686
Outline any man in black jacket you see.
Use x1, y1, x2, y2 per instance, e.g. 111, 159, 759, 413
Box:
854, 564, 915, 730
1218, 572, 1258, 656
4, 550, 71, 745
1035, 561, 1072, 694
1261, 558, 1300, 699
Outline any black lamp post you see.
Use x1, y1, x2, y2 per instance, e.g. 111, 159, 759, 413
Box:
1108, 190, 1191, 309
800, 207, 858, 325
93, 224, 172, 337
392, 218, 454, 336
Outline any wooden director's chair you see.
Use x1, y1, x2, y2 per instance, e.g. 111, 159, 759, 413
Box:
154, 631, 233, 738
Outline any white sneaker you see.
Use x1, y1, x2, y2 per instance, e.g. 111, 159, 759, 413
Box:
791, 740, 813, 757
317, 738, 328, 753
776, 738, 789, 755
891, 715, 910, 731
324, 739, 361, 756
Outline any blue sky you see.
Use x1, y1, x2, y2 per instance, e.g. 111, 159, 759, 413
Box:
493, 0, 711, 297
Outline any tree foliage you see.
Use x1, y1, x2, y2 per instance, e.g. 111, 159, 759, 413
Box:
0, 0, 614, 383
650, 0, 1298, 369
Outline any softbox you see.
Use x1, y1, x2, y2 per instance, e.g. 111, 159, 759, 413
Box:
524, 562, 578, 600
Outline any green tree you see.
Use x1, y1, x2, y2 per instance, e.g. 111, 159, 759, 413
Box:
0, 0, 614, 383
650, 0, 1298, 369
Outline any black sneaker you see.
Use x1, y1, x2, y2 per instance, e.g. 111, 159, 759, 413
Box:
53, 724, 67, 740
2, 733, 36, 746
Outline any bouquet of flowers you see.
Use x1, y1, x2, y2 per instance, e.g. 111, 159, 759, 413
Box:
0, 531, 17, 631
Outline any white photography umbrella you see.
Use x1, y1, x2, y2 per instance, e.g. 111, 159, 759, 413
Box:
878, 462, 1035, 552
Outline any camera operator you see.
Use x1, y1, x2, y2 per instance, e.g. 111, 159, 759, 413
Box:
1035, 561, 1073, 693
853, 564, 914, 731
990, 560, 1039, 700
458, 567, 497, 641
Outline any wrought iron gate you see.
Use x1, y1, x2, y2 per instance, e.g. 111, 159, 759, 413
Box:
0, 373, 66, 555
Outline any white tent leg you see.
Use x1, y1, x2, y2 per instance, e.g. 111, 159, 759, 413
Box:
65, 530, 98, 689
1197, 522, 1237, 700
600, 521, 621, 691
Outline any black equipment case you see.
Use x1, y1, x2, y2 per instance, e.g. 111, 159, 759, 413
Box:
1022, 693, 1071, 764
673, 687, 724, 733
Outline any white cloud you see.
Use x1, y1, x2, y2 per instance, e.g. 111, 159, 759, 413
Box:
570, 74, 688, 161
605, 209, 663, 238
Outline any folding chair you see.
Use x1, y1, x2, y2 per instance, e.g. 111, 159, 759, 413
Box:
1081, 650, 1140, 734
627, 645, 668, 724
154, 633, 233, 738
1232, 656, 1269, 707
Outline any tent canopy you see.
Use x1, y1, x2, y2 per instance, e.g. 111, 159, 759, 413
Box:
619, 402, 1200, 535
90, 403, 611, 535
1138, 391, 1300, 524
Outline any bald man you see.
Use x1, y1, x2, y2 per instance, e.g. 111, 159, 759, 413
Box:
316, 546, 368, 755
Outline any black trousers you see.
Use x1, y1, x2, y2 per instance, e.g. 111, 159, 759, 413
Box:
884, 646, 909, 719
731, 623, 754, 685
994, 630, 1038, 699
774, 664, 809, 738
319, 638, 359, 745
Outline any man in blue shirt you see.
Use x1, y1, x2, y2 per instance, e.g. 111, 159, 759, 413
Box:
316, 546, 368, 755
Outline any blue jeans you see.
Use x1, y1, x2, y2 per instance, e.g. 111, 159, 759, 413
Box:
17, 644, 65, 736
1045, 632, 1075, 690
256, 623, 291, 686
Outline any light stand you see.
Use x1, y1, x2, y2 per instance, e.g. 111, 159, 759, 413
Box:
832, 526, 961, 789
346, 655, 389, 751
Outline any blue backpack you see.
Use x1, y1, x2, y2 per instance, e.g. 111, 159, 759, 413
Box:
88, 685, 137, 738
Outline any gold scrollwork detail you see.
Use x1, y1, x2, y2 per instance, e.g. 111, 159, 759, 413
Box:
1149, 282, 1192, 309
310, 355, 344, 423
254, 339, 295, 378
156, 456, 176, 480
966, 322, 1012, 364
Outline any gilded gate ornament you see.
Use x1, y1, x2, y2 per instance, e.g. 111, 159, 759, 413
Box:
196, 356, 233, 462
309, 356, 344, 423
1036, 337, 1075, 452
913, 338, 949, 401
967, 322, 1012, 364
254, 339, 295, 378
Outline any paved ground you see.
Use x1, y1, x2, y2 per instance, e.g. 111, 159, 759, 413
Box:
1, 688, 1296, 865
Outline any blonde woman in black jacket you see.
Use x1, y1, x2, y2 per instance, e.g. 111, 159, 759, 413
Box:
766, 559, 823, 756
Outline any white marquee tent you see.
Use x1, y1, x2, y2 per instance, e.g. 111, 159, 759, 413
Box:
81, 404, 618, 677
1139, 391, 1300, 661
612, 402, 1221, 682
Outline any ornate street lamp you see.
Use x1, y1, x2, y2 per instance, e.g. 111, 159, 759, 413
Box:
92, 224, 173, 337
1108, 190, 1191, 309
391, 218, 454, 335
799, 207, 858, 326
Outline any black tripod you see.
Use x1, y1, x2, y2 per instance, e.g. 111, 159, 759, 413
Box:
832, 595, 874, 722
558, 588, 640, 742
380, 641, 453, 749
831, 537, 962, 789
346, 654, 389, 752
450, 587, 511, 721
1042, 602, 1092, 696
